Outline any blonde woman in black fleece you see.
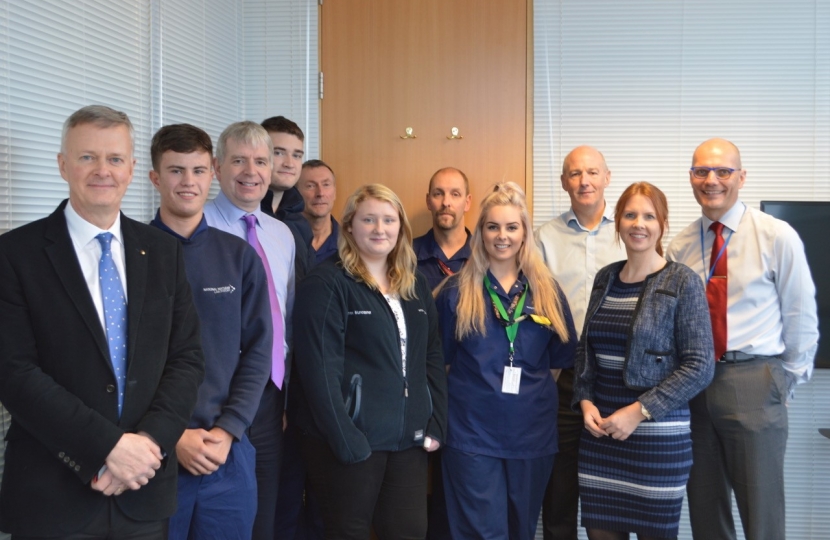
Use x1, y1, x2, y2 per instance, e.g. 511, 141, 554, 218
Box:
293, 184, 448, 540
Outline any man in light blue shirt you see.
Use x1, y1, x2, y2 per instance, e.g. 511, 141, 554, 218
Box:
667, 138, 818, 540
204, 121, 296, 540
535, 145, 626, 540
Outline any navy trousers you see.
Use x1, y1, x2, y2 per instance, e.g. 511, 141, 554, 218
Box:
169, 435, 257, 540
443, 447, 555, 540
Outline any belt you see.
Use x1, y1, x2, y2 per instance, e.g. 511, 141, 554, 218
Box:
719, 351, 778, 363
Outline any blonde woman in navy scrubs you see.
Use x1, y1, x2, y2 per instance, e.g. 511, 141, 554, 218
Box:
435, 182, 576, 540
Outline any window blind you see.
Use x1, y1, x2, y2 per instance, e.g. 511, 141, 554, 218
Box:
0, 0, 152, 231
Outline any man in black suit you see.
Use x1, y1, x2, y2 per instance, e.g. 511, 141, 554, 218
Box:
0, 105, 205, 539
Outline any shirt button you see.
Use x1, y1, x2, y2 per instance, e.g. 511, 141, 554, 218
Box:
74, 465, 81, 472
58, 452, 65, 458
69, 461, 75, 467
106, 385, 115, 393
63, 456, 70, 463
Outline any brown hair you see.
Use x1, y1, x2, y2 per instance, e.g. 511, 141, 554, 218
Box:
261, 116, 304, 141
150, 124, 212, 171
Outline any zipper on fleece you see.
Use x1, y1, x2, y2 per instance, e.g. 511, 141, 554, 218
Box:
374, 289, 410, 448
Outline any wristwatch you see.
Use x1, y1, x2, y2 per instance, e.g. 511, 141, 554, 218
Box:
640, 403, 653, 421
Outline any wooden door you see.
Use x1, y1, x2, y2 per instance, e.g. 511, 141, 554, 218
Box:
320, 0, 528, 235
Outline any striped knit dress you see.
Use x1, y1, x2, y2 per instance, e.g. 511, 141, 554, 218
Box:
578, 278, 692, 538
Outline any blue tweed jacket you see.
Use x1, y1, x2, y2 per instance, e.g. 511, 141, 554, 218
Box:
572, 260, 715, 420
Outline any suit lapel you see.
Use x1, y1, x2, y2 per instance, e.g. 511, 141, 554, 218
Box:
43, 202, 111, 363
121, 216, 147, 368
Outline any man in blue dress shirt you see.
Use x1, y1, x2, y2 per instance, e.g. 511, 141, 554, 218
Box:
203, 121, 296, 540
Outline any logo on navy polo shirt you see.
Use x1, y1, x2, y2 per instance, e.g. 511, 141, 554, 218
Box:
203, 284, 236, 294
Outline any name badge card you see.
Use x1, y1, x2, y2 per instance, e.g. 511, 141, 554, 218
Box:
502, 366, 522, 394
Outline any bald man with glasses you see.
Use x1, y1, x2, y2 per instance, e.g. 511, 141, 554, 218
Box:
666, 138, 818, 540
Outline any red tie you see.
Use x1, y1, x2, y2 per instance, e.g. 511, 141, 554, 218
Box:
707, 221, 728, 361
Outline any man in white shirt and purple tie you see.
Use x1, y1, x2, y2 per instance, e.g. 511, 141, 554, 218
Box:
666, 138, 819, 540
203, 121, 295, 540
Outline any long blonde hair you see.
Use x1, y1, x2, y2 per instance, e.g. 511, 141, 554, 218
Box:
338, 184, 418, 299
450, 182, 569, 342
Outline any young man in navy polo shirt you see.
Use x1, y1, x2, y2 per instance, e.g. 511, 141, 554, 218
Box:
149, 124, 272, 540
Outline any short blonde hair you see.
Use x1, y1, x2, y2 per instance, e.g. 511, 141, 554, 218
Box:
338, 184, 418, 299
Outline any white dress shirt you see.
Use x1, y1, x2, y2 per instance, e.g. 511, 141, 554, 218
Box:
666, 201, 819, 386
535, 204, 627, 337
64, 202, 127, 331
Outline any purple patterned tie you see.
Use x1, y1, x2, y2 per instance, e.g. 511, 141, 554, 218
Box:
243, 214, 285, 388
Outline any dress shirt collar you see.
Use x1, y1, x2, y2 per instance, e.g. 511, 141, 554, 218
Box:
64, 199, 123, 249
211, 191, 265, 226
563, 202, 615, 232
700, 201, 746, 234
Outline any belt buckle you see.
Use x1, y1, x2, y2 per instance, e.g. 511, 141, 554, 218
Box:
720, 351, 752, 363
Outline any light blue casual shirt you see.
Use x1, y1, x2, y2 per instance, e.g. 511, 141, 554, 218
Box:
204, 191, 295, 367
535, 203, 627, 337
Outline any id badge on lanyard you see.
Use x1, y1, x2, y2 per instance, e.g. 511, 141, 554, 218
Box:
484, 275, 528, 395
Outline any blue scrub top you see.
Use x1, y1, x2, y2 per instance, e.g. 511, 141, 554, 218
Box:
435, 271, 577, 459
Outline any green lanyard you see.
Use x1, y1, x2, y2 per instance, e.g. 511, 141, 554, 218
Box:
484, 275, 528, 366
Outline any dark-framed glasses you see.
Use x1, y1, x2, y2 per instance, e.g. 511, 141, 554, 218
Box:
690, 167, 737, 180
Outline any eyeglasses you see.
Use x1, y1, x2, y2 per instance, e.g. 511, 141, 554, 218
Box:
690, 167, 737, 180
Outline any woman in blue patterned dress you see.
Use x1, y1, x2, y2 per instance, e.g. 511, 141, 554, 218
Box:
573, 182, 714, 540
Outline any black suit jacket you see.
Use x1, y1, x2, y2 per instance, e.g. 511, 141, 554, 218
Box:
0, 201, 205, 536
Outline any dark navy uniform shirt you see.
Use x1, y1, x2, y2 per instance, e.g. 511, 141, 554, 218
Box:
435, 271, 577, 459
412, 228, 472, 290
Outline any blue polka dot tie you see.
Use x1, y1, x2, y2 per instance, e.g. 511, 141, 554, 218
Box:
97, 233, 128, 417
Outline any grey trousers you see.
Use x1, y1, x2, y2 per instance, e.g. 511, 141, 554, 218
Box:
686, 356, 789, 540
